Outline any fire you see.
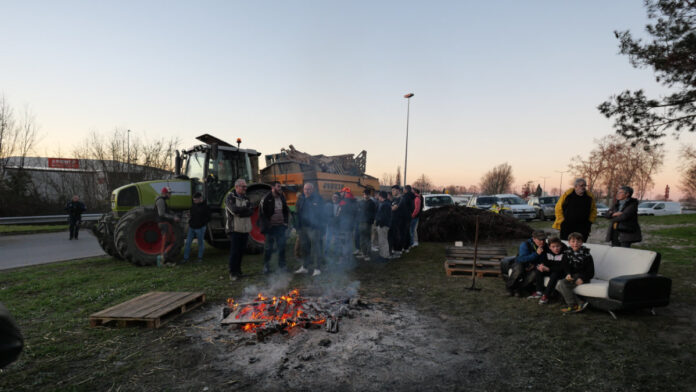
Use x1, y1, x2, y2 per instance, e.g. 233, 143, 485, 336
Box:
225, 289, 327, 334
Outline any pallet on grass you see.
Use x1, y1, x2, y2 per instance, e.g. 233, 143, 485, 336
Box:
444, 245, 506, 278
89, 291, 205, 329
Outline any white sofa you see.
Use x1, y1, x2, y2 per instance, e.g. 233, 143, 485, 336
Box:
569, 243, 671, 316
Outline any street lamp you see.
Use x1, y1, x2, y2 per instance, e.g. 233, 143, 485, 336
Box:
540, 176, 549, 196
403, 93, 414, 186
555, 170, 569, 196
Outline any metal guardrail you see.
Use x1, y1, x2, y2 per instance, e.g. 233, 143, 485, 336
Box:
0, 213, 103, 225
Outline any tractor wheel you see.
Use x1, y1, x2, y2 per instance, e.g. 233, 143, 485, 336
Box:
114, 207, 184, 266
92, 212, 122, 259
245, 185, 271, 254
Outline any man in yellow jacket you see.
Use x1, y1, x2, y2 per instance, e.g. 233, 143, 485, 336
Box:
552, 178, 597, 242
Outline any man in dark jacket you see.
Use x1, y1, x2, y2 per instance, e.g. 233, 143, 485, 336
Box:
65, 195, 86, 240
336, 187, 357, 265
506, 230, 547, 296
374, 191, 392, 261
553, 178, 597, 241
357, 188, 377, 261
402, 186, 416, 250
156, 187, 180, 267
183, 192, 211, 263
390, 185, 410, 256
259, 181, 290, 273
605, 185, 642, 247
294, 183, 325, 276
556, 232, 594, 313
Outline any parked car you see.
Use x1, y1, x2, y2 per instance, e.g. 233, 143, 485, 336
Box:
466, 195, 496, 210
492, 194, 537, 221
596, 203, 609, 216
422, 194, 454, 211
637, 201, 682, 216
451, 195, 471, 206
528, 196, 559, 221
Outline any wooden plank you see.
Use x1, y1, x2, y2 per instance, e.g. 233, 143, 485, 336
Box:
147, 293, 205, 318
134, 292, 198, 318
89, 291, 165, 318
445, 260, 501, 267
446, 268, 501, 278
89, 291, 206, 329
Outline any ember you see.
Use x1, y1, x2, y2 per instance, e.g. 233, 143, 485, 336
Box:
222, 289, 346, 338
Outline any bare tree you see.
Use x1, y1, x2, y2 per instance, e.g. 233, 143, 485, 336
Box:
395, 166, 401, 186
16, 106, 40, 168
569, 135, 664, 202
679, 145, 696, 200
0, 95, 18, 181
480, 163, 514, 194
412, 174, 433, 193
381, 172, 395, 186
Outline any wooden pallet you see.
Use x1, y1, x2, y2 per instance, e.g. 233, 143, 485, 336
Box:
444, 245, 506, 278
89, 291, 206, 329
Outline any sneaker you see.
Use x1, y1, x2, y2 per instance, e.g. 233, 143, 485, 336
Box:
230, 273, 238, 281
295, 266, 309, 274
263, 267, 271, 275
412, 241, 419, 247
371, 247, 379, 252
312, 269, 321, 277
527, 291, 543, 300
576, 302, 589, 313
538, 295, 549, 305
353, 250, 361, 255
393, 251, 402, 257
364, 256, 370, 261
561, 305, 580, 314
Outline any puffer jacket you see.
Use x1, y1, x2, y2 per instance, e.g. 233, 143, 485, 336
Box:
604, 197, 642, 244
552, 188, 597, 230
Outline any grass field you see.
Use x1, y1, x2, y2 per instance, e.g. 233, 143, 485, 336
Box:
0, 224, 69, 235
1, 214, 694, 391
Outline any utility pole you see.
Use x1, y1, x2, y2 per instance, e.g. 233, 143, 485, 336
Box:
540, 176, 549, 196
127, 129, 131, 181
555, 170, 568, 196
403, 93, 414, 186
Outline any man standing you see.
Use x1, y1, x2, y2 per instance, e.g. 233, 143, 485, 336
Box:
553, 178, 597, 241
294, 183, 324, 276
402, 186, 416, 251
183, 192, 210, 263
605, 185, 642, 247
336, 187, 357, 265
259, 181, 290, 273
357, 188, 377, 261
410, 188, 423, 248
65, 195, 86, 240
156, 187, 180, 266
374, 191, 392, 262
225, 179, 253, 281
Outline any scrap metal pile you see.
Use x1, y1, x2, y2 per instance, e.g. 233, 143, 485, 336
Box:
418, 205, 533, 242
279, 145, 367, 175
222, 289, 354, 340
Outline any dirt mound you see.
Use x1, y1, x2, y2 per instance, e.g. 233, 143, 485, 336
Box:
418, 205, 533, 243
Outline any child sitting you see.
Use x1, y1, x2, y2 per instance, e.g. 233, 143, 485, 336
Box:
528, 237, 566, 304
556, 232, 595, 313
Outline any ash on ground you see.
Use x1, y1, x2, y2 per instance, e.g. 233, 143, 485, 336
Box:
418, 205, 533, 243
186, 298, 485, 391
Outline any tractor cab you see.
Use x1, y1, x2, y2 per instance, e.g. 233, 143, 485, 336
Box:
177, 134, 262, 207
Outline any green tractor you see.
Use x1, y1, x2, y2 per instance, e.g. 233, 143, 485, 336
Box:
92, 134, 271, 266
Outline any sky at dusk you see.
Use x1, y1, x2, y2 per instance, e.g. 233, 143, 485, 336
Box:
2, 1, 694, 199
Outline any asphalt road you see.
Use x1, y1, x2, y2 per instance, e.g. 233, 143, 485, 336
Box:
0, 231, 106, 271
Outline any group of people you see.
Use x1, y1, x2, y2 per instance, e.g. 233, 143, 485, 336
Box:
223, 179, 425, 280
504, 178, 644, 313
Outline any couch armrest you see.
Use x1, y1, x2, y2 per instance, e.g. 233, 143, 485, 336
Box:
608, 274, 671, 303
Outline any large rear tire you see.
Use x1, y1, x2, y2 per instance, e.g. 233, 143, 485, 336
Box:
245, 185, 271, 254
92, 212, 122, 259
114, 207, 184, 266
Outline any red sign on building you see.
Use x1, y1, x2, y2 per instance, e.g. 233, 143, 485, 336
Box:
48, 158, 79, 169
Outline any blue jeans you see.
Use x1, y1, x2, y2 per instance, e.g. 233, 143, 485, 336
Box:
263, 225, 287, 269
409, 217, 419, 246
184, 225, 206, 260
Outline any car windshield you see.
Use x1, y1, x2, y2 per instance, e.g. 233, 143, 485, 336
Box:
425, 196, 453, 207
477, 197, 495, 205
639, 202, 656, 208
539, 197, 558, 204
497, 197, 526, 205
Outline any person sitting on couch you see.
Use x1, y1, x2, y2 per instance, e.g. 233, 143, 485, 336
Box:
528, 236, 567, 304
556, 232, 595, 314
506, 230, 547, 297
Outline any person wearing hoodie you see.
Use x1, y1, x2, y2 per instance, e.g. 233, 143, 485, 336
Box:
604, 185, 642, 247
556, 232, 595, 313
336, 187, 357, 265
183, 192, 211, 263
552, 178, 597, 241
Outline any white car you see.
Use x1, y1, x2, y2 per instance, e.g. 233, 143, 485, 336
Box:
492, 194, 537, 221
422, 194, 454, 211
638, 201, 682, 216
596, 203, 609, 216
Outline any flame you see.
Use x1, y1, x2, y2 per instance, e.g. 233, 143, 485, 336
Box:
226, 289, 327, 334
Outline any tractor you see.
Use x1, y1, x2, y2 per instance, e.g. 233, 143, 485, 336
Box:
92, 134, 271, 266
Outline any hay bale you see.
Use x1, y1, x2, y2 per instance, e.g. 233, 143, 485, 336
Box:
418, 205, 533, 243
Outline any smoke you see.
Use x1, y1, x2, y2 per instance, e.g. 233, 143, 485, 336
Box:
241, 272, 293, 299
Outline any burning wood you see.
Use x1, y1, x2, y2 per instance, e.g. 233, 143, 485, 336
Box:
222, 289, 347, 337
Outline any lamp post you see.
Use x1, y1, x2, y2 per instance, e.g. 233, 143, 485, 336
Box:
403, 93, 414, 186
540, 176, 549, 196
555, 170, 568, 196
127, 129, 131, 181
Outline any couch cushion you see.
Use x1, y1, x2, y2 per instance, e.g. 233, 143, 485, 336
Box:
583, 243, 611, 276
595, 247, 656, 281
574, 279, 609, 299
